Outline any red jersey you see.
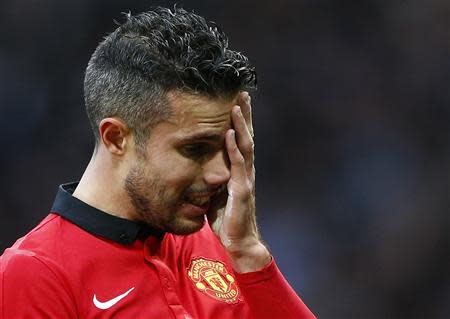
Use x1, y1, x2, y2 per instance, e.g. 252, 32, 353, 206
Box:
1, 183, 315, 318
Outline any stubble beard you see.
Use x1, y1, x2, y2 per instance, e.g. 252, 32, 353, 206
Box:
124, 164, 205, 235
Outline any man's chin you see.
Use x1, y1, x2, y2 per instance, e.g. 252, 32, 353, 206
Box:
167, 215, 206, 235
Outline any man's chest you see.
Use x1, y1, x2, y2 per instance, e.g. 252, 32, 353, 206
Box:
67, 233, 248, 318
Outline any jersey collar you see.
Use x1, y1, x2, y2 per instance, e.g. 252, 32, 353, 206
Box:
51, 182, 164, 244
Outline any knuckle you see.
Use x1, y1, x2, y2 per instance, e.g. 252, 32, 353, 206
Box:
230, 142, 239, 153
237, 182, 255, 201
243, 107, 252, 119
242, 141, 254, 153
235, 155, 245, 165
235, 182, 252, 199
242, 181, 254, 197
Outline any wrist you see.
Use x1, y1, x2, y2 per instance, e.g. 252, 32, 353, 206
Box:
226, 239, 272, 273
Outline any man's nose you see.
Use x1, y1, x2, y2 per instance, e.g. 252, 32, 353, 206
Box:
203, 150, 231, 186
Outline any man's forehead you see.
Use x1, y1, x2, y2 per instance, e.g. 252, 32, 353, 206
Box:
165, 91, 238, 124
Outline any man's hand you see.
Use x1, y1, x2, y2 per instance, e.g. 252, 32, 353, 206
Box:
208, 92, 271, 273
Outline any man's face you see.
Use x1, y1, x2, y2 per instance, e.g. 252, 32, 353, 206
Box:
124, 91, 237, 235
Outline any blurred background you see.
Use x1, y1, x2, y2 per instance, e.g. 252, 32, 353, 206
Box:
0, 0, 448, 317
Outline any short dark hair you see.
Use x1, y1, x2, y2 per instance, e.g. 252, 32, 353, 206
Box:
84, 6, 257, 148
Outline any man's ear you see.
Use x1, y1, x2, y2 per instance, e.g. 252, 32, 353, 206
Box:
98, 118, 130, 155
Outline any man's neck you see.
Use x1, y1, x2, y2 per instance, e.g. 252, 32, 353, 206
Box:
73, 151, 136, 221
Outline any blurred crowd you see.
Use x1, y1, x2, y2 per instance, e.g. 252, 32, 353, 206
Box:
0, 0, 448, 317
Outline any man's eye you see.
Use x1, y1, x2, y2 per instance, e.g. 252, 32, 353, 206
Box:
180, 144, 212, 157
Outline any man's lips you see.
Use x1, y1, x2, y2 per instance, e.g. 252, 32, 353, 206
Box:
185, 191, 217, 198
182, 200, 211, 218
183, 185, 227, 207
184, 193, 215, 206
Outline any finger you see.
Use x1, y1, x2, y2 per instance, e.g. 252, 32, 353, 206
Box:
238, 91, 254, 137
231, 106, 254, 174
225, 129, 250, 195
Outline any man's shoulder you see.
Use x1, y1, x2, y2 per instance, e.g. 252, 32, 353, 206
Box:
1, 245, 55, 279
0, 214, 72, 289
0, 216, 78, 316
1, 213, 84, 272
2, 214, 60, 255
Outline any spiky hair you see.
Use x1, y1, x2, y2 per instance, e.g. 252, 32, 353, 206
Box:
84, 6, 257, 147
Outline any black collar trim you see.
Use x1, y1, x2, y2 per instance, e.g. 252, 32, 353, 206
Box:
51, 182, 164, 244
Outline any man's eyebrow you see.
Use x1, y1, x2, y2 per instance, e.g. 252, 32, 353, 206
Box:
177, 132, 223, 143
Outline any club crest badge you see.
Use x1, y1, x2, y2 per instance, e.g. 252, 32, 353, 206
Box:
187, 257, 240, 304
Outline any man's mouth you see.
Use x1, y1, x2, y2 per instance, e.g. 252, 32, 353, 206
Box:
183, 185, 226, 207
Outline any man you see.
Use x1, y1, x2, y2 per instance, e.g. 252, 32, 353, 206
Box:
1, 7, 315, 318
